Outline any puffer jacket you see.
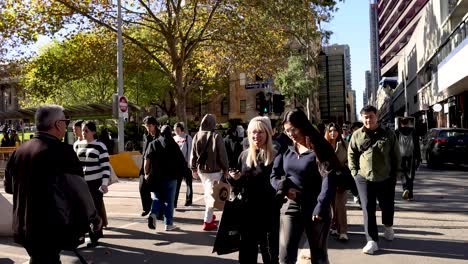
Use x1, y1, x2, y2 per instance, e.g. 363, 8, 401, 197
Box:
190, 114, 229, 173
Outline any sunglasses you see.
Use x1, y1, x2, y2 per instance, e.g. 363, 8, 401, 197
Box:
58, 119, 71, 126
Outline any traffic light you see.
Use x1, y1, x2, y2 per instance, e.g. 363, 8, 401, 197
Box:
256, 91, 266, 113
273, 94, 285, 114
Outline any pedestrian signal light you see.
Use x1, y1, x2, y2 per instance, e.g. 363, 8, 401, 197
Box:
256, 92, 266, 113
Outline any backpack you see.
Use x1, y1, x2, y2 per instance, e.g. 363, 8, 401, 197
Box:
399, 132, 414, 157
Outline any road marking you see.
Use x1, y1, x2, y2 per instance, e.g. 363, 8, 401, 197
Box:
0, 251, 29, 261
117, 222, 139, 229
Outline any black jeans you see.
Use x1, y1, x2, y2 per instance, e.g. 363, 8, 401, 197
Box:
354, 175, 396, 242
87, 179, 104, 243
401, 156, 416, 198
139, 174, 153, 212
239, 229, 278, 264
174, 168, 193, 207
279, 199, 331, 264
26, 246, 61, 264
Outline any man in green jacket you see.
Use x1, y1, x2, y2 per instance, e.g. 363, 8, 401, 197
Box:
348, 105, 401, 255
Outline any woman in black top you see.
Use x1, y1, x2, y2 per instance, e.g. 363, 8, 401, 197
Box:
228, 116, 278, 263
271, 109, 338, 264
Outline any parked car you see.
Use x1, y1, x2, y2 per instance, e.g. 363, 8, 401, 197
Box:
422, 128, 468, 168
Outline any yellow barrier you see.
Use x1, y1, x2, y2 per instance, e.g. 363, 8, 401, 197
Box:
109, 151, 142, 178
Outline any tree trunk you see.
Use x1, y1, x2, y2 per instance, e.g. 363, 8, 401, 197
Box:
174, 65, 187, 126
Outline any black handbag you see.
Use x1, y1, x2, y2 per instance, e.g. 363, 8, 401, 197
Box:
340, 166, 358, 196
212, 197, 243, 255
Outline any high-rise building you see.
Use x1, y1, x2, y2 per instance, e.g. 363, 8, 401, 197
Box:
364, 70, 372, 107
374, 0, 468, 130
372, 0, 429, 124
319, 44, 355, 124
369, 0, 380, 106
323, 45, 352, 90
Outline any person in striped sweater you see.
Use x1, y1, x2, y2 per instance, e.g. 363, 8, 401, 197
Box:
74, 121, 111, 248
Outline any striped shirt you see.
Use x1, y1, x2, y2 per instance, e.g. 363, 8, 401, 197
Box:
75, 140, 111, 185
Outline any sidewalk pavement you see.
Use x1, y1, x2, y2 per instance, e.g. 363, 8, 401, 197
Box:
0, 164, 467, 263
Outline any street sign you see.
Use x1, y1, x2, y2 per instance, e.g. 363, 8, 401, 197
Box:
245, 83, 269, 89
119, 96, 128, 113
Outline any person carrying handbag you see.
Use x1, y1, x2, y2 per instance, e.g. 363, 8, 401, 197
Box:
190, 114, 229, 231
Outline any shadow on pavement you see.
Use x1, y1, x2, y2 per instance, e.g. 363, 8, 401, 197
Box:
328, 229, 468, 261
66, 244, 237, 264
98, 226, 218, 247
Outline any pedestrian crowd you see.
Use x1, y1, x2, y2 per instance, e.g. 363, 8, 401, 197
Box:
3, 103, 423, 263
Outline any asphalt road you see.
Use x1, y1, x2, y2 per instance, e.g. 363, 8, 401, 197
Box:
1, 163, 467, 264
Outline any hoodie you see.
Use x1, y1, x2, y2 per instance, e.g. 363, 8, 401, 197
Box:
190, 114, 229, 173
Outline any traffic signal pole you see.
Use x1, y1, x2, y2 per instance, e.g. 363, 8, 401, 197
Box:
117, 0, 124, 153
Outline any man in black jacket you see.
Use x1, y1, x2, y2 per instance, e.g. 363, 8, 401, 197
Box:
395, 117, 421, 201
139, 116, 159, 216
4, 104, 100, 263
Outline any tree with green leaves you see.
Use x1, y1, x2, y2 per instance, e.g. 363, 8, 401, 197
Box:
2, 0, 342, 124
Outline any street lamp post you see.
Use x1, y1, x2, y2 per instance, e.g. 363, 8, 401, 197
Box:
199, 86, 203, 117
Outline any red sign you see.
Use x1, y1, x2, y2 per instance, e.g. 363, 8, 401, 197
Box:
119, 96, 128, 113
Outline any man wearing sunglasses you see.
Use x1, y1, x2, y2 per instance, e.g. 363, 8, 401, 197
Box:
4, 104, 101, 263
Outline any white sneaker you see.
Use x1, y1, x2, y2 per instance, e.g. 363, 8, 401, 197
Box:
362, 240, 379, 254
384, 226, 394, 241
338, 233, 349, 241
165, 224, 177, 231
353, 196, 359, 204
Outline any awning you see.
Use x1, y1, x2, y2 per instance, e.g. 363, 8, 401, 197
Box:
0, 103, 143, 120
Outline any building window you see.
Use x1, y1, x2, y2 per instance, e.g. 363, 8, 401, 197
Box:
221, 97, 228, 115
240, 100, 246, 113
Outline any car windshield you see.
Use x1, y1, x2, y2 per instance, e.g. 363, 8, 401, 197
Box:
439, 130, 468, 138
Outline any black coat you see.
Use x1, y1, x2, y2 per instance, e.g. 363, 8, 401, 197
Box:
228, 150, 276, 232
145, 135, 186, 191
4, 132, 96, 250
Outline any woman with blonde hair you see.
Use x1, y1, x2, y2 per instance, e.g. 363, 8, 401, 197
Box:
227, 116, 279, 263
324, 123, 349, 241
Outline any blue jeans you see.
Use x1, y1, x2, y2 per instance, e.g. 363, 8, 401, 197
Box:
150, 179, 177, 225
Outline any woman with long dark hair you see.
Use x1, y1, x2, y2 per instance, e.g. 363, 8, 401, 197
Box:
271, 109, 338, 264
74, 121, 110, 247
324, 123, 349, 241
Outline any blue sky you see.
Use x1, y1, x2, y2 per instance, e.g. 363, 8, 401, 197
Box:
328, 0, 370, 114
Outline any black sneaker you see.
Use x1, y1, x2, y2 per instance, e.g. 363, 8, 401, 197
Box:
86, 241, 100, 248
184, 201, 193, 206
148, 214, 157, 230
141, 210, 150, 217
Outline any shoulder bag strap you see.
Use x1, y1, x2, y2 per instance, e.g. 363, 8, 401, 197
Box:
201, 132, 212, 155
185, 135, 189, 158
